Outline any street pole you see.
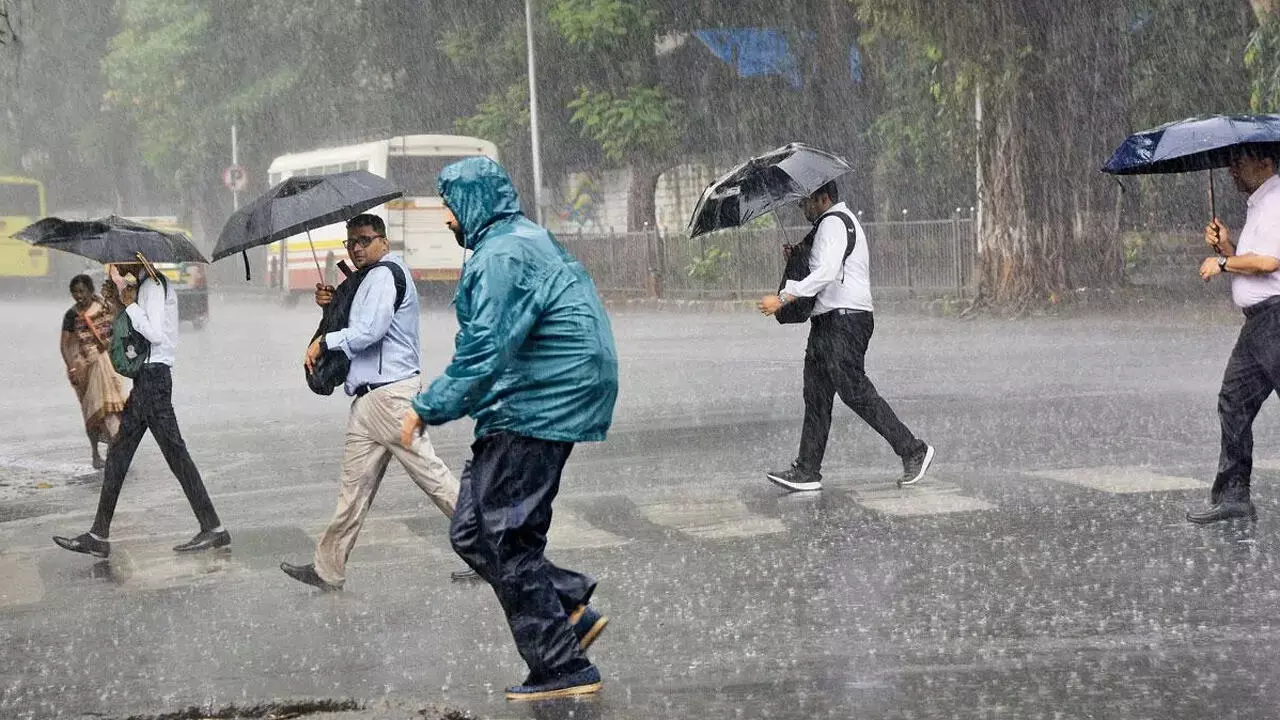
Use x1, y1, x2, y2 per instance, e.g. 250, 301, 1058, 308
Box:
525, 0, 544, 225
231, 123, 239, 211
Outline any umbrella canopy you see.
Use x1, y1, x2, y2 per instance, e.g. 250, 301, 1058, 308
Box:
1102, 114, 1280, 175
213, 170, 402, 262
15, 215, 207, 264
687, 143, 851, 238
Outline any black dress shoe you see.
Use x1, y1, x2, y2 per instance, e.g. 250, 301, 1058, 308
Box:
280, 562, 342, 591
450, 568, 481, 582
1187, 501, 1257, 525
53, 532, 109, 558
173, 529, 231, 552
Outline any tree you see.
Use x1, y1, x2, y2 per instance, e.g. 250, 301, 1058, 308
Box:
856, 0, 1133, 311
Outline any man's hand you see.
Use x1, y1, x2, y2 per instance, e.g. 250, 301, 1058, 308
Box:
304, 338, 323, 373
400, 412, 424, 449
758, 294, 785, 316
121, 285, 137, 306
315, 283, 335, 307
1206, 218, 1235, 255
1200, 256, 1224, 281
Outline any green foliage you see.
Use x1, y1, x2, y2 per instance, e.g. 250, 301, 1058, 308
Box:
457, 83, 531, 146
568, 86, 685, 164
548, 0, 654, 54
1248, 17, 1280, 111
686, 245, 731, 284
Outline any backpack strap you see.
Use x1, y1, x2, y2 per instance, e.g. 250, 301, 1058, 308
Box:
372, 260, 408, 311
816, 210, 857, 283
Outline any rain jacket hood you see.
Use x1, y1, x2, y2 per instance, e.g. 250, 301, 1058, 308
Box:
437, 157, 522, 249
414, 158, 619, 443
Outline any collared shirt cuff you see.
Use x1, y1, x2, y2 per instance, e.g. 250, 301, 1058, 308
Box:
782, 280, 813, 298
324, 331, 354, 359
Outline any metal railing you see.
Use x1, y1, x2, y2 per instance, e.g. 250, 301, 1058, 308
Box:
556, 218, 977, 299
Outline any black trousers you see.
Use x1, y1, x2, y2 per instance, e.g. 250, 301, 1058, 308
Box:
450, 431, 595, 682
1213, 300, 1280, 503
91, 364, 221, 537
796, 311, 920, 476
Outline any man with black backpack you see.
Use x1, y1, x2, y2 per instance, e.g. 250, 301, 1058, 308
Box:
53, 262, 229, 558
757, 181, 934, 492
280, 214, 466, 590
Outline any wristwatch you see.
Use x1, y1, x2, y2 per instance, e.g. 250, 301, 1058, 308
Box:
1218, 256, 1228, 271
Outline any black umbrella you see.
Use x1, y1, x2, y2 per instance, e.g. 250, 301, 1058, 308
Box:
213, 170, 402, 281
1102, 114, 1280, 219
687, 143, 852, 238
15, 215, 208, 266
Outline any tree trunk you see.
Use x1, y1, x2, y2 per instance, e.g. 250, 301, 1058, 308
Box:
627, 162, 663, 232
972, 0, 1129, 310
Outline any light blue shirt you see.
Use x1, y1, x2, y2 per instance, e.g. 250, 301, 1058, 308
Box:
324, 253, 420, 396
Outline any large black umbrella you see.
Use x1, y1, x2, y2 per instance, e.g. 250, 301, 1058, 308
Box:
1102, 114, 1280, 217
213, 170, 403, 280
687, 143, 851, 238
15, 215, 208, 265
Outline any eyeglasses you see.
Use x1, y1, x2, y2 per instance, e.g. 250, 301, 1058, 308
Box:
345, 234, 384, 249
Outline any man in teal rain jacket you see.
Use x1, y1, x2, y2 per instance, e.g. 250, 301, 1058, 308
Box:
400, 157, 618, 701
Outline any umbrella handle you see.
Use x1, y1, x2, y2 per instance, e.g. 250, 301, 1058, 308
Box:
306, 230, 324, 283
135, 252, 160, 284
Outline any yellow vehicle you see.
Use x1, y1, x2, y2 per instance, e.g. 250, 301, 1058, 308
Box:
0, 176, 49, 280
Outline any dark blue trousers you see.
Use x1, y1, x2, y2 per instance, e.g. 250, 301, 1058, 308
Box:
450, 431, 596, 681
1214, 300, 1280, 503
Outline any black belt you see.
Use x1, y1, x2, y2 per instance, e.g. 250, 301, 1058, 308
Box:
354, 374, 417, 398
1243, 295, 1280, 319
814, 308, 871, 320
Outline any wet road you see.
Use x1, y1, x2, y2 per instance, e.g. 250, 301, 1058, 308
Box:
3, 293, 1280, 719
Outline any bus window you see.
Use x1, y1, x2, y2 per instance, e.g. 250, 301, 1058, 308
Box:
0, 184, 41, 217
357, 160, 368, 171
321, 164, 341, 176
340, 162, 358, 172
269, 172, 282, 186
387, 156, 473, 197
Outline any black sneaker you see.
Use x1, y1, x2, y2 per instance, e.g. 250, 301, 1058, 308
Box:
899, 444, 935, 486
53, 532, 110, 559
765, 466, 822, 492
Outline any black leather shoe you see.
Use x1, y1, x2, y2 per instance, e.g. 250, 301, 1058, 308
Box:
450, 568, 481, 582
1186, 501, 1257, 525
281, 562, 342, 591
173, 529, 231, 552
53, 532, 109, 559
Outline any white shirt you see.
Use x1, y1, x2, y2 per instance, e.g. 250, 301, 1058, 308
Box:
782, 202, 873, 314
1232, 173, 1280, 308
124, 275, 179, 366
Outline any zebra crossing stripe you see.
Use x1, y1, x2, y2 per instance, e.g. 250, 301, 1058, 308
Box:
1028, 466, 1207, 494
853, 481, 996, 517
634, 497, 787, 539
548, 506, 631, 550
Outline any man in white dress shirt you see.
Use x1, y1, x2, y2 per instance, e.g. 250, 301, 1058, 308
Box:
54, 262, 228, 558
757, 181, 933, 492
1189, 146, 1280, 524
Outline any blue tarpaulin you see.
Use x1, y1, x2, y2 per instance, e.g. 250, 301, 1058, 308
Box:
692, 28, 863, 88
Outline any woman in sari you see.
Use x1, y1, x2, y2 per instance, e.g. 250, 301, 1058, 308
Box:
61, 274, 128, 468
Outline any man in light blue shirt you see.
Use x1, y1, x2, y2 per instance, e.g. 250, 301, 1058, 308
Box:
281, 214, 464, 590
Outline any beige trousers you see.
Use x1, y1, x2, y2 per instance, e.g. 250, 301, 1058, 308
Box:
313, 376, 458, 585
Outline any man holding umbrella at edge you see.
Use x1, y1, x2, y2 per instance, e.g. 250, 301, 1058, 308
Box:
399, 157, 618, 701
54, 260, 230, 557
757, 180, 934, 492
1190, 145, 1280, 524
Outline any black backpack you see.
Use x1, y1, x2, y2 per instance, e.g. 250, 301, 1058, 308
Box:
775, 210, 857, 324
306, 259, 408, 395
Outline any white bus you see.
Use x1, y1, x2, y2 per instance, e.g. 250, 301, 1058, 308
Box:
264, 134, 498, 297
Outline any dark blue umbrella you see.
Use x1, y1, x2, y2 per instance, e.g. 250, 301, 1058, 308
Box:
1102, 114, 1280, 219
1102, 114, 1280, 175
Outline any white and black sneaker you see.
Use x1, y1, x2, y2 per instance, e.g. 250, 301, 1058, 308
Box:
899, 443, 935, 487
765, 466, 822, 492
